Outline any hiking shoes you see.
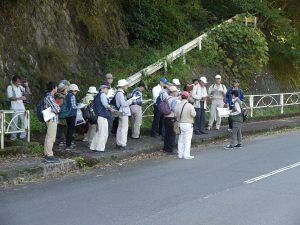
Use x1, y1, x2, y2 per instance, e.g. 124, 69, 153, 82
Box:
224, 144, 234, 150
44, 156, 60, 163
234, 144, 242, 148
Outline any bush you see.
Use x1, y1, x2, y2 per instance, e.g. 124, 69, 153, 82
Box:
30, 111, 46, 133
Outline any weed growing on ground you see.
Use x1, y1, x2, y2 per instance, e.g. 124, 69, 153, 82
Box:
73, 156, 86, 169
30, 144, 43, 155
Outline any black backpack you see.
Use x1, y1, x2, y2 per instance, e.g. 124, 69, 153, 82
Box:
241, 102, 248, 122
36, 97, 45, 122
83, 101, 98, 124
110, 91, 121, 110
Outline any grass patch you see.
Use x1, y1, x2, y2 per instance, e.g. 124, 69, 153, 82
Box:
73, 156, 86, 169
30, 144, 43, 155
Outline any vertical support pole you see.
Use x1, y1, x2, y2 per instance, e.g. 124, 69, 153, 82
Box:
164, 60, 168, 73
27, 110, 30, 143
182, 49, 186, 64
198, 38, 202, 50
280, 94, 284, 114
249, 95, 254, 117
1, 112, 4, 149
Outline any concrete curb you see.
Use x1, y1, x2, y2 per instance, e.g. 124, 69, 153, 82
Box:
1, 116, 300, 186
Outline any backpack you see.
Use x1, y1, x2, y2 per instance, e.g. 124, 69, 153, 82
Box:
36, 98, 45, 122
59, 99, 70, 119
83, 102, 98, 124
241, 102, 248, 122
110, 91, 121, 110
159, 96, 172, 115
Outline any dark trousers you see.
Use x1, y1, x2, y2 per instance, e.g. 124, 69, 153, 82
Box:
151, 105, 165, 137
66, 116, 76, 147
56, 124, 67, 142
194, 108, 206, 133
228, 117, 233, 129
163, 117, 176, 152
111, 117, 119, 134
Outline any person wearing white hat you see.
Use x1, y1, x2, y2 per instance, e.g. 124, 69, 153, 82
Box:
207, 74, 227, 130
172, 78, 181, 94
82, 86, 98, 144
115, 79, 134, 149
192, 76, 208, 135
63, 83, 80, 150
163, 85, 179, 154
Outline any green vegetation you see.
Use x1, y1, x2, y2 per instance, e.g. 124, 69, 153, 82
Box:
73, 156, 86, 168
30, 144, 44, 155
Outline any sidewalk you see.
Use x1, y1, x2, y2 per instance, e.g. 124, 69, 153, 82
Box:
1, 115, 300, 185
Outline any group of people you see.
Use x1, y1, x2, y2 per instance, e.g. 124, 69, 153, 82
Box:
6, 73, 245, 163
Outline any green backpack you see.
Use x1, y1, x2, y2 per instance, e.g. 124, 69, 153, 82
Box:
59, 99, 70, 119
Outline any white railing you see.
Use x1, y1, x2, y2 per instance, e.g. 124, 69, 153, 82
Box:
126, 16, 238, 87
141, 92, 300, 118
0, 110, 30, 149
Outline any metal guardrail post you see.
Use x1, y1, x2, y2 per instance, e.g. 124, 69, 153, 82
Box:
26, 110, 30, 143
249, 95, 254, 117
1, 112, 4, 149
198, 38, 202, 50
280, 94, 284, 114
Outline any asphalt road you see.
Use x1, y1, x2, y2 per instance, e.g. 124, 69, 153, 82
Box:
1, 130, 300, 225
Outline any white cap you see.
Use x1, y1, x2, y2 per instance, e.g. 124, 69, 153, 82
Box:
172, 78, 180, 86
168, 85, 178, 92
69, 84, 80, 92
117, 79, 129, 87
200, 76, 208, 84
215, 74, 222, 79
87, 86, 98, 94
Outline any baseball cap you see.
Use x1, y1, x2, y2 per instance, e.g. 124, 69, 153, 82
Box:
233, 79, 240, 83
172, 78, 180, 86
69, 84, 80, 92
199, 76, 208, 84
105, 73, 113, 79
168, 85, 178, 92
160, 77, 168, 84
99, 84, 111, 90
215, 74, 222, 79
181, 91, 190, 99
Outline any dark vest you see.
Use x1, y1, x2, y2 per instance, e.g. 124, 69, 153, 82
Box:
65, 91, 77, 117
94, 93, 112, 120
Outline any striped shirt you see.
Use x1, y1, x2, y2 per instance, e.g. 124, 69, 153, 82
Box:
130, 88, 144, 106
44, 92, 60, 123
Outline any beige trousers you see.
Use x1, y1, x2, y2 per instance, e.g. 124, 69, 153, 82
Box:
116, 115, 128, 147
208, 99, 224, 128
90, 117, 108, 152
44, 121, 57, 157
130, 105, 142, 138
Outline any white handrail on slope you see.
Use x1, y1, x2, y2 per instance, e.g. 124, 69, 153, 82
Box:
126, 16, 237, 87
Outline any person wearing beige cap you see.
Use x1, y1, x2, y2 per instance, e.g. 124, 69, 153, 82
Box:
163, 85, 179, 154
55, 82, 69, 147
115, 79, 134, 149
192, 76, 208, 135
208, 74, 227, 130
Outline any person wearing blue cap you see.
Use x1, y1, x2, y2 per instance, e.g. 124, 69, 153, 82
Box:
151, 77, 168, 137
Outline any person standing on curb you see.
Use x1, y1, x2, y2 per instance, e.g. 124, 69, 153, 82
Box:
90, 84, 115, 152
163, 86, 178, 154
44, 82, 61, 163
82, 86, 98, 144
129, 81, 146, 139
115, 79, 134, 149
151, 77, 168, 138
224, 90, 243, 150
207, 74, 227, 130
175, 91, 196, 159
55, 83, 68, 148
192, 76, 208, 135
64, 84, 80, 150
225, 79, 244, 132
6, 75, 28, 140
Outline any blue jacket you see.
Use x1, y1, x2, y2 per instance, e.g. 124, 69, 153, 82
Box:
225, 87, 244, 109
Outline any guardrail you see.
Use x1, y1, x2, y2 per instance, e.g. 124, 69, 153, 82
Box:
141, 92, 300, 118
126, 16, 238, 87
0, 110, 30, 149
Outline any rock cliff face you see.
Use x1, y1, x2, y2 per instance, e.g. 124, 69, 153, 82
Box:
0, 0, 128, 93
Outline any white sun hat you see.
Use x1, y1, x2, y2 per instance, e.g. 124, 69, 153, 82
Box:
199, 76, 208, 84
172, 78, 181, 86
69, 84, 80, 92
87, 86, 98, 94
117, 79, 129, 87
168, 85, 178, 92
215, 74, 222, 79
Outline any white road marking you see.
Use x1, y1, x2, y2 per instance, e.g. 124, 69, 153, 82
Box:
244, 161, 300, 184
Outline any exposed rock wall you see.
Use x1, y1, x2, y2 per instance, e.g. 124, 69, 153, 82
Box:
0, 0, 128, 94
